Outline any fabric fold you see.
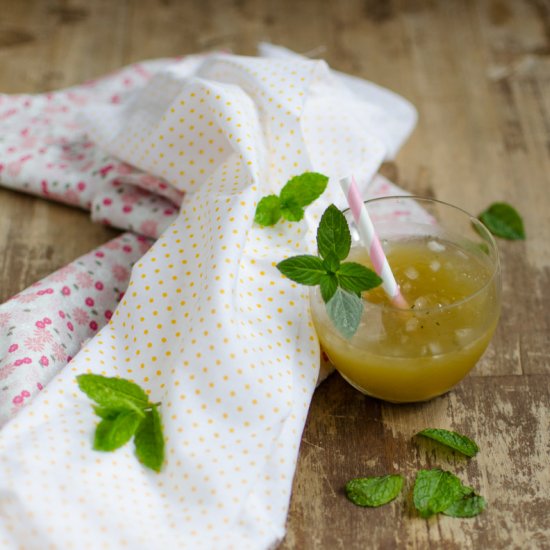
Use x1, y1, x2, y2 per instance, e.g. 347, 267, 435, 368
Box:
0, 46, 417, 549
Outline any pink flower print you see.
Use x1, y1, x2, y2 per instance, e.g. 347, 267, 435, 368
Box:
8, 344, 18, 353
58, 310, 66, 319
37, 288, 54, 296
112, 264, 129, 282
39, 356, 49, 367
103, 197, 113, 206
105, 310, 113, 320
61, 286, 71, 296
72, 307, 90, 325
99, 164, 114, 177
76, 271, 94, 288
43, 317, 52, 325
122, 205, 133, 213
67, 321, 74, 332
89, 320, 98, 331
35, 320, 46, 329
85, 297, 95, 307
16, 293, 38, 304
139, 219, 159, 237
24, 336, 45, 353
95, 251, 105, 258
122, 245, 133, 253
33, 328, 53, 344
116, 163, 133, 175
51, 342, 67, 361
77, 181, 86, 192
0, 311, 11, 328
37, 383, 44, 391
13, 390, 31, 405
51, 264, 76, 282
164, 208, 175, 216
95, 281, 104, 290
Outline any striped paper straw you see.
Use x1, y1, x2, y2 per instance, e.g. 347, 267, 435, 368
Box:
340, 176, 409, 309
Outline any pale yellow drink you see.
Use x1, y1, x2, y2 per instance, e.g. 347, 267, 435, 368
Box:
311, 236, 501, 403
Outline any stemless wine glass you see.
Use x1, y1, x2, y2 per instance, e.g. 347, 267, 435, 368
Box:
310, 196, 501, 403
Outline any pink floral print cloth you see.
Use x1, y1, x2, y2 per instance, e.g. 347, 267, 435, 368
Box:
0, 232, 152, 426
0, 58, 181, 238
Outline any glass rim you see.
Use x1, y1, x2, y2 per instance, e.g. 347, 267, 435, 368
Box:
340, 195, 501, 314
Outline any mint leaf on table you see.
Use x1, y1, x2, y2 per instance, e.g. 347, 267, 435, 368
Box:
479, 202, 525, 240
93, 410, 143, 452
78, 373, 165, 472
77, 374, 149, 415
254, 195, 281, 226
443, 494, 487, 518
326, 287, 364, 339
417, 428, 479, 458
254, 172, 328, 226
316, 204, 351, 261
413, 469, 465, 518
134, 406, 165, 473
345, 474, 404, 507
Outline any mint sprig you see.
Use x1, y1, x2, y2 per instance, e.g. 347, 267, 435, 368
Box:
254, 172, 329, 226
77, 374, 165, 472
277, 204, 382, 338
479, 202, 525, 240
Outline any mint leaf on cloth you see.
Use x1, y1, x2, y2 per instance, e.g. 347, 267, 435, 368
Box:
417, 428, 479, 457
280, 172, 328, 210
254, 172, 328, 226
345, 474, 404, 507
443, 494, 487, 518
277, 255, 326, 285
77, 374, 149, 415
93, 410, 143, 452
479, 202, 525, 240
413, 469, 465, 518
326, 287, 363, 339
134, 406, 165, 473
337, 262, 383, 296
254, 195, 281, 226
316, 204, 351, 261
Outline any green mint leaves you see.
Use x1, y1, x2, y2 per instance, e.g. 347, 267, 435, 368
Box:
345, 429, 486, 519
77, 374, 165, 472
254, 172, 329, 226
345, 475, 404, 507
479, 202, 525, 240
413, 469, 486, 518
277, 204, 382, 338
417, 428, 479, 457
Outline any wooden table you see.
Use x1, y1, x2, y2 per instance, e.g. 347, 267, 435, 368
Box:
1, 1, 548, 548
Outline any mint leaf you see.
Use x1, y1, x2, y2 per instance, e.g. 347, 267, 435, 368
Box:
443, 494, 486, 518
77, 374, 149, 415
277, 255, 325, 285
254, 195, 281, 226
280, 199, 305, 222
280, 172, 329, 208
317, 204, 351, 261
322, 251, 341, 274
345, 475, 403, 507
93, 406, 120, 420
413, 469, 465, 518
134, 406, 165, 473
337, 262, 382, 295
93, 410, 143, 452
326, 287, 363, 339
479, 202, 525, 240
319, 273, 338, 303
417, 428, 479, 458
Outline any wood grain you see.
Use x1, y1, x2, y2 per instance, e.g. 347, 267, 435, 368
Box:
0, 0, 548, 548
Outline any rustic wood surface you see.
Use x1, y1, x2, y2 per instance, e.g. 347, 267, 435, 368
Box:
0, 0, 549, 548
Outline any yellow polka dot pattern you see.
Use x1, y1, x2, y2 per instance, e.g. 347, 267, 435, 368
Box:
0, 54, 390, 549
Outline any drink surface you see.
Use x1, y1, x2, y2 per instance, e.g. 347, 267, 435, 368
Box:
311, 236, 500, 403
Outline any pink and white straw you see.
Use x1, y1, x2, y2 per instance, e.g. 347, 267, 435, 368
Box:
339, 175, 409, 309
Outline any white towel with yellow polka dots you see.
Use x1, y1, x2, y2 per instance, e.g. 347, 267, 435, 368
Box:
0, 51, 416, 549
